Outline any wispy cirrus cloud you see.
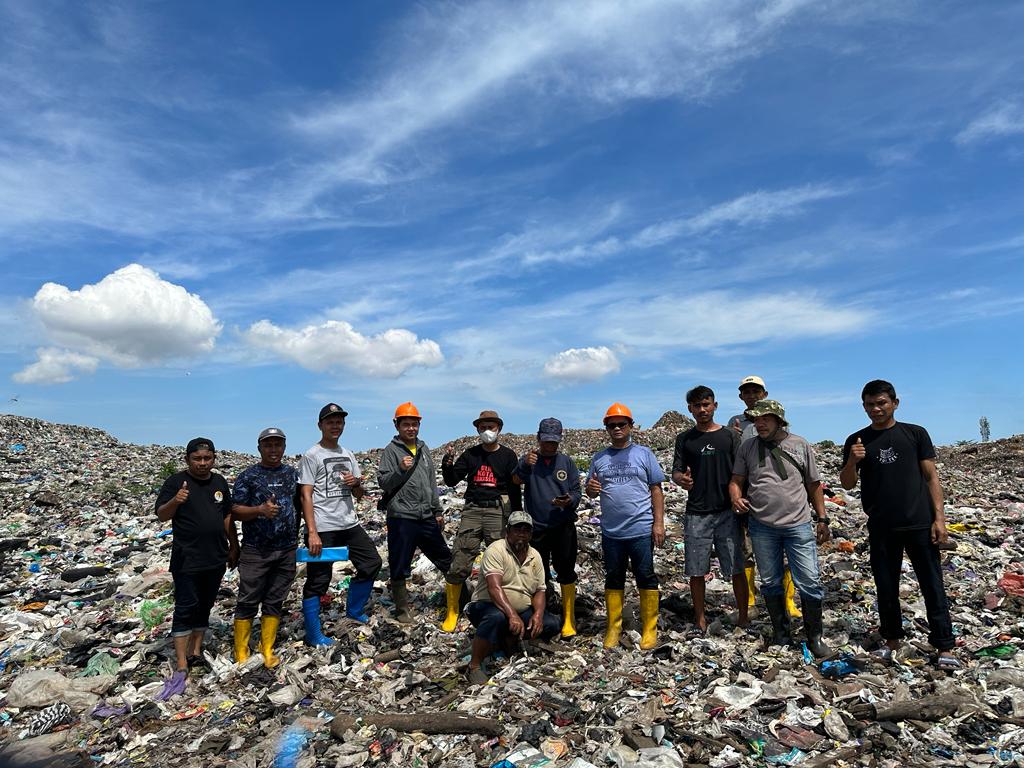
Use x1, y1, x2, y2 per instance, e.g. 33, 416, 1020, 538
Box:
468, 183, 852, 269
289, 0, 821, 193
955, 101, 1024, 146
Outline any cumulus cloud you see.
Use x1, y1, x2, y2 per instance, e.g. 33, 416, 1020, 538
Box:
13, 348, 99, 385
543, 346, 620, 382
28, 264, 221, 367
244, 319, 444, 378
955, 101, 1024, 146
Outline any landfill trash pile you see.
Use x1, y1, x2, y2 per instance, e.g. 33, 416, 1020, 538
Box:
2, 412, 1024, 767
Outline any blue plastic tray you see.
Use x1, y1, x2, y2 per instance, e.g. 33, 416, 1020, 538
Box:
296, 547, 349, 562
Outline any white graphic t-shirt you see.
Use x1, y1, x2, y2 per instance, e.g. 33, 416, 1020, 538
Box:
299, 443, 362, 532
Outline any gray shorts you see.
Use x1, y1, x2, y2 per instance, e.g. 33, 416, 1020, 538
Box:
684, 509, 744, 578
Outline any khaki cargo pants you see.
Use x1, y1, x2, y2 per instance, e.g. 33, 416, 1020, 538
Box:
445, 501, 508, 585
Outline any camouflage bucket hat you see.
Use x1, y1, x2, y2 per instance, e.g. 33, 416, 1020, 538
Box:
744, 399, 788, 426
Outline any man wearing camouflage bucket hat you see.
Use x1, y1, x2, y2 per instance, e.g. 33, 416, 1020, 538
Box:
729, 400, 833, 657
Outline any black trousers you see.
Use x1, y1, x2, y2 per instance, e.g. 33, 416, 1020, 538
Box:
530, 521, 578, 585
235, 547, 297, 619
869, 527, 954, 650
386, 517, 451, 581
303, 526, 382, 599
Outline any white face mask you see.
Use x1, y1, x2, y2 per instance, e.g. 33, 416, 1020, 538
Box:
479, 429, 499, 445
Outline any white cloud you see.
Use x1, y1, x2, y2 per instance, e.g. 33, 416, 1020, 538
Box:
244, 319, 444, 378
29, 264, 221, 367
955, 101, 1024, 146
544, 346, 620, 382
479, 184, 850, 268
291, 0, 818, 190
13, 347, 99, 385
603, 291, 868, 349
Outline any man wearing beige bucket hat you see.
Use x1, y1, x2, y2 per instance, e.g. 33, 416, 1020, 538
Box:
439, 410, 522, 631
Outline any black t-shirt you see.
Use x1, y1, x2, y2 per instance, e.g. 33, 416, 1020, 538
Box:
842, 422, 936, 531
155, 471, 232, 572
442, 444, 523, 511
672, 426, 740, 514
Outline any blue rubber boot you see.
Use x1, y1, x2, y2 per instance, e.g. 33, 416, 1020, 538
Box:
345, 579, 373, 623
302, 596, 334, 646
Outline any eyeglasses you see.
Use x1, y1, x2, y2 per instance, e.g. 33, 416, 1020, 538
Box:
606, 421, 630, 431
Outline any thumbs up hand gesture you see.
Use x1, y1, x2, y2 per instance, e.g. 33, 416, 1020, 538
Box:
849, 436, 866, 464
525, 449, 538, 467
401, 455, 414, 470
262, 493, 280, 519
174, 480, 189, 505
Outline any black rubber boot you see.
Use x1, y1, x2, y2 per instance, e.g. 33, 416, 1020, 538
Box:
764, 594, 792, 647
391, 580, 413, 624
802, 598, 833, 658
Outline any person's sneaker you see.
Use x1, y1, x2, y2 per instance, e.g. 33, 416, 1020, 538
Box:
467, 667, 489, 685
936, 652, 963, 670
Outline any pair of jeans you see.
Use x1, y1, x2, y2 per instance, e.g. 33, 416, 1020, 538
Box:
531, 521, 579, 585
303, 526, 382, 599
869, 527, 954, 650
466, 600, 560, 643
602, 533, 658, 591
386, 517, 452, 580
747, 517, 823, 601
171, 565, 226, 637
235, 547, 297, 619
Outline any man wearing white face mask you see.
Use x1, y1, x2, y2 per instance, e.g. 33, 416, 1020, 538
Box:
440, 410, 522, 631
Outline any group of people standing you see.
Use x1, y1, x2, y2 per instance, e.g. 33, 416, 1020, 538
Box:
154, 375, 959, 691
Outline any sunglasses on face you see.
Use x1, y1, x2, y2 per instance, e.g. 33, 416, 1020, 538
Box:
606, 421, 630, 431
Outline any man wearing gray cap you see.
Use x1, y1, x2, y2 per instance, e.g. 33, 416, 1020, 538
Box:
729, 400, 832, 657
513, 418, 582, 637
230, 427, 298, 667
465, 511, 561, 684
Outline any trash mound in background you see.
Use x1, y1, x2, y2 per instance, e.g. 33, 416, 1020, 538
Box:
2, 413, 1024, 767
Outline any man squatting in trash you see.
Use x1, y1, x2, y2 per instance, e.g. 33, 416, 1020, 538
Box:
299, 403, 382, 645
440, 410, 522, 632
230, 427, 297, 667
465, 511, 560, 684
672, 386, 747, 632
586, 403, 665, 650
840, 379, 960, 669
729, 399, 832, 657
155, 437, 239, 679
377, 402, 452, 623
512, 417, 582, 638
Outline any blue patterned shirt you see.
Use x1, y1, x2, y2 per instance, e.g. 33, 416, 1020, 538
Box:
232, 463, 299, 551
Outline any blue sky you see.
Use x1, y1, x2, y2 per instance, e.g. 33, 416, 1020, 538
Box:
2, 0, 1022, 453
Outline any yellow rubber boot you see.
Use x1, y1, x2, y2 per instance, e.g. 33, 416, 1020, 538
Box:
260, 615, 281, 669
233, 618, 253, 663
745, 566, 757, 608
639, 589, 660, 650
560, 583, 577, 638
441, 582, 462, 633
784, 569, 802, 618
603, 589, 624, 649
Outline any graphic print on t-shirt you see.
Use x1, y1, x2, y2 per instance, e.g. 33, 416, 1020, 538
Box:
324, 456, 353, 499
878, 447, 899, 465
473, 463, 497, 488
603, 459, 642, 485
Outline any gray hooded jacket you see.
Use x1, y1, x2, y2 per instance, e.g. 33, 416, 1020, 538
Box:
377, 436, 442, 520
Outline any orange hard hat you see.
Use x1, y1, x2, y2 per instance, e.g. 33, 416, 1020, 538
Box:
394, 402, 421, 420
603, 402, 633, 424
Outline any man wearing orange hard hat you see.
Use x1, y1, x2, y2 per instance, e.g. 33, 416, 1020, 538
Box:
377, 402, 452, 623
586, 403, 666, 650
